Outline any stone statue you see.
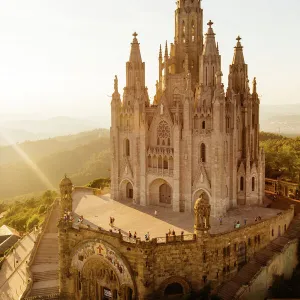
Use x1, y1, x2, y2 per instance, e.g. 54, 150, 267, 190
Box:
160, 103, 164, 115
194, 192, 211, 232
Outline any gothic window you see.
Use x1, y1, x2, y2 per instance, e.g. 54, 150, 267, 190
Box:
202, 121, 206, 130
240, 176, 244, 191
157, 121, 171, 147
163, 156, 168, 169
148, 155, 152, 168
182, 21, 186, 43
252, 177, 255, 191
157, 138, 160, 145
125, 139, 130, 156
201, 143, 206, 163
205, 67, 208, 85
168, 138, 170, 146
284, 224, 287, 231
271, 229, 274, 237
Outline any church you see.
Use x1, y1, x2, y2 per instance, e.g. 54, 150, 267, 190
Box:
110, 0, 265, 217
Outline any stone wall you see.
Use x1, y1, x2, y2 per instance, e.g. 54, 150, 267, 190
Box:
58, 206, 294, 299
237, 240, 298, 300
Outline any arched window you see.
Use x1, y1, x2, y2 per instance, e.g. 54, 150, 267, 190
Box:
163, 157, 168, 170
240, 177, 244, 191
164, 282, 183, 297
182, 21, 186, 43
125, 139, 130, 156
202, 121, 206, 130
284, 224, 287, 231
252, 177, 255, 191
201, 143, 206, 163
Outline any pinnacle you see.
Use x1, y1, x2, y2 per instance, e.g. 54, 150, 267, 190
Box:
129, 32, 142, 64
232, 36, 245, 65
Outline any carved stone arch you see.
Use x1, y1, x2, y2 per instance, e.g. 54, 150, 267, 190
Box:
192, 188, 211, 204
70, 239, 137, 298
158, 276, 191, 299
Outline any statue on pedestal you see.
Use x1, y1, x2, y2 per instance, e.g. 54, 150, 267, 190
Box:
194, 192, 211, 231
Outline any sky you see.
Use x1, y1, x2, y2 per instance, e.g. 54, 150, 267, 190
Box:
0, 0, 299, 119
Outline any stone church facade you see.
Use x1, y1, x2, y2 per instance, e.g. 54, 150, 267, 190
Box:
110, 0, 265, 217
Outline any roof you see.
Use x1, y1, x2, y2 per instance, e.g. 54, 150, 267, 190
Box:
0, 225, 20, 238
0, 235, 19, 255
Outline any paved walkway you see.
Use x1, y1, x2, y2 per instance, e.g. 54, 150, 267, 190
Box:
73, 191, 282, 240
0, 231, 36, 300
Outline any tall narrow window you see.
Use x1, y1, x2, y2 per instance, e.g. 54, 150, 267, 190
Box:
202, 121, 206, 130
163, 157, 168, 169
213, 66, 215, 86
205, 67, 208, 86
125, 139, 130, 156
240, 176, 244, 191
201, 143, 206, 163
191, 20, 195, 42
252, 177, 255, 191
182, 21, 186, 43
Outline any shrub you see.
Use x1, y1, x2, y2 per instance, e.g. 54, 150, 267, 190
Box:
38, 205, 46, 214
27, 215, 40, 231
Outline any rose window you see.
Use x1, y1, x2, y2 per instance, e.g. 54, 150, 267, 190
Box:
157, 121, 171, 146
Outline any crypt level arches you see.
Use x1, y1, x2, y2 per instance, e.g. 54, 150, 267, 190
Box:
119, 179, 134, 202
158, 276, 191, 299
75, 257, 134, 300
149, 178, 173, 207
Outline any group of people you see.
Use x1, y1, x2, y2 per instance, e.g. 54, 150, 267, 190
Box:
166, 229, 184, 238
63, 210, 74, 223
128, 231, 137, 239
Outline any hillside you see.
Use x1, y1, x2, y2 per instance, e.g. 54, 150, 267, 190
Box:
0, 129, 110, 199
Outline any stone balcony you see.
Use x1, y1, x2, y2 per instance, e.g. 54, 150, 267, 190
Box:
147, 167, 174, 177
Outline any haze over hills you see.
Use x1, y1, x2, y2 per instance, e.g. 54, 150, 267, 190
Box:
0, 104, 299, 146
0, 115, 110, 146
0, 129, 110, 199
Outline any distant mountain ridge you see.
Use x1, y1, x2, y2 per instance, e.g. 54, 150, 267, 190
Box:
0, 115, 110, 146
0, 129, 110, 199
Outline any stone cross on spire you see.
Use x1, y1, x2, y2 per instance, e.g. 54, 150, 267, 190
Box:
236, 35, 242, 42
207, 20, 213, 28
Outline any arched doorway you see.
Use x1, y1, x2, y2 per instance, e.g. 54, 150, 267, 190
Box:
126, 182, 133, 199
119, 179, 134, 202
120, 285, 133, 300
80, 258, 120, 300
237, 242, 247, 270
149, 179, 172, 206
164, 282, 184, 298
159, 183, 172, 204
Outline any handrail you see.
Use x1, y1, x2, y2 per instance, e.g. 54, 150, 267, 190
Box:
21, 198, 59, 299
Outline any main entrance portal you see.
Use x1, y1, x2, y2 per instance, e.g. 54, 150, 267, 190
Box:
159, 183, 172, 204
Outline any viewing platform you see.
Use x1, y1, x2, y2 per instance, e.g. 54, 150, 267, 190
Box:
72, 189, 284, 240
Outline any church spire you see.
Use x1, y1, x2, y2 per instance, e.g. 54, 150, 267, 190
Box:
126, 32, 145, 90
129, 32, 142, 64
232, 36, 245, 65
203, 20, 218, 56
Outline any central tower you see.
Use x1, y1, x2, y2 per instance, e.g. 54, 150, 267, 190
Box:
110, 0, 265, 217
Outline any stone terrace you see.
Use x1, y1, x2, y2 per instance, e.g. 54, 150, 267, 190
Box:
72, 190, 283, 240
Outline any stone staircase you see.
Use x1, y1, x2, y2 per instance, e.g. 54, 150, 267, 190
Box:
26, 202, 60, 298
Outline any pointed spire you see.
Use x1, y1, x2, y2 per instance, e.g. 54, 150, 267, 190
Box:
129, 32, 142, 64
164, 41, 168, 58
232, 35, 245, 65
114, 75, 118, 93
203, 20, 218, 56
159, 44, 162, 59
253, 77, 257, 95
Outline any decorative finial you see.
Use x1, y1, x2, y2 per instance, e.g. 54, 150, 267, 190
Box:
236, 35, 242, 42
133, 32, 138, 38
207, 20, 214, 28
114, 75, 118, 92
